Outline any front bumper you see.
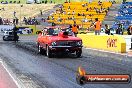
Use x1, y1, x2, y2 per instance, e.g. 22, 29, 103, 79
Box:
49, 46, 82, 53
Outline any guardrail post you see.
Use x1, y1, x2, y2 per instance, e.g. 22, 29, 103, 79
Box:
130, 37, 132, 50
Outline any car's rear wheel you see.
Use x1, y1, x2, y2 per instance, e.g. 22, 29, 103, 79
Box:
46, 46, 52, 58
76, 50, 82, 58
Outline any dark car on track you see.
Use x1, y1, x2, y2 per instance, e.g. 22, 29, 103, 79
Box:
3, 30, 19, 41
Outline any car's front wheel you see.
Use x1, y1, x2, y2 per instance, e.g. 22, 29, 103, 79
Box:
38, 44, 46, 55
46, 46, 52, 58
3, 36, 6, 41
76, 50, 82, 58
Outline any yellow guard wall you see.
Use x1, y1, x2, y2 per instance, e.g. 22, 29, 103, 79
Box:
78, 34, 126, 53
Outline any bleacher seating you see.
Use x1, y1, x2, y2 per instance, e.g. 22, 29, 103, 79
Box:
112, 2, 132, 29
47, 1, 112, 29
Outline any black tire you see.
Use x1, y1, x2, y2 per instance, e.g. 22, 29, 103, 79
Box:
46, 46, 52, 58
3, 36, 6, 41
38, 44, 45, 55
76, 50, 82, 58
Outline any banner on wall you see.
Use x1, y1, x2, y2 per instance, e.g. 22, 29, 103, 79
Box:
0, 25, 32, 34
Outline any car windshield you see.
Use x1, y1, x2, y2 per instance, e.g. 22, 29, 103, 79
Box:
47, 28, 74, 36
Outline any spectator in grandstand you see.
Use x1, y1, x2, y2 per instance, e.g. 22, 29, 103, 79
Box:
51, 16, 54, 20
57, 16, 62, 22
69, 24, 72, 29
89, 7, 92, 11
82, 13, 85, 16
95, 8, 100, 14
72, 11, 75, 15
93, 18, 102, 35
98, 1, 102, 5
68, 6, 71, 10
72, 16, 75, 21
63, 11, 66, 14
86, 8, 89, 12
47, 16, 50, 20
65, 0, 68, 3
105, 24, 110, 35
82, 4, 85, 7
78, 13, 81, 16
82, 16, 88, 22
116, 23, 123, 35
127, 25, 132, 35
72, 22, 79, 37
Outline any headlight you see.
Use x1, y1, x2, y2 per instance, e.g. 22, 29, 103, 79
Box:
51, 42, 57, 46
76, 41, 82, 46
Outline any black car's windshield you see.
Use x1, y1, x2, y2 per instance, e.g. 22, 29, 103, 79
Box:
9, 32, 13, 35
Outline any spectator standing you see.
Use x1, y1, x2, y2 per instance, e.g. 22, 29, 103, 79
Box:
72, 22, 79, 37
0, 17, 3, 25
13, 11, 16, 17
116, 24, 123, 35
127, 25, 132, 35
23, 17, 27, 25
40, 10, 43, 15
105, 24, 110, 35
12, 25, 18, 42
94, 18, 102, 35
16, 17, 19, 25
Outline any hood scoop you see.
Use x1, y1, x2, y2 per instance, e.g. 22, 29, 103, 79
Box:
58, 32, 68, 38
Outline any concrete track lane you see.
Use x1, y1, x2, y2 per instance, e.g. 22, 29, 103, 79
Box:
0, 41, 132, 88
0, 33, 132, 88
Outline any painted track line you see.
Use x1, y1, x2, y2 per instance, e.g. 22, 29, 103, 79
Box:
85, 47, 132, 57
0, 60, 25, 88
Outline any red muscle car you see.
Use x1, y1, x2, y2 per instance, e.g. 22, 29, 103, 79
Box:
37, 26, 82, 58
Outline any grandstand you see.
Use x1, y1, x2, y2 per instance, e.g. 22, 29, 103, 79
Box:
112, 1, 132, 30
47, 1, 112, 29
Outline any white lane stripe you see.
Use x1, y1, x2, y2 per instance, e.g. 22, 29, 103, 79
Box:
85, 47, 132, 57
0, 61, 22, 88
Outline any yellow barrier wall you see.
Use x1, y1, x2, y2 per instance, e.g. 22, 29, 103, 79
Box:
78, 34, 126, 53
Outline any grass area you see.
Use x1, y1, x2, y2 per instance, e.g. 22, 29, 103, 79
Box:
0, 4, 55, 20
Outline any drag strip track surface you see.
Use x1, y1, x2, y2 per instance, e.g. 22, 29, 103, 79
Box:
0, 40, 132, 88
